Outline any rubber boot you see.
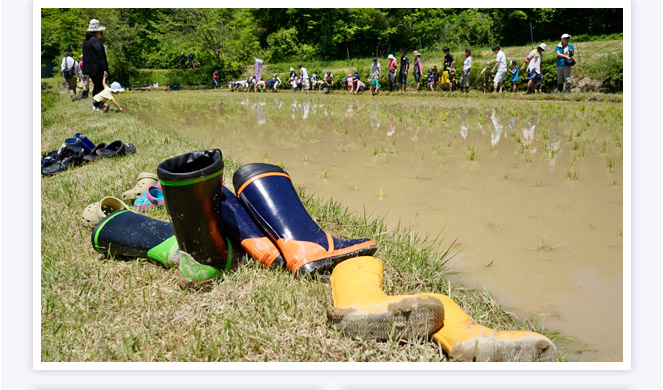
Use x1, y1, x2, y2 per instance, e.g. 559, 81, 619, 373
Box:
233, 163, 377, 276
92, 210, 222, 280
157, 149, 234, 273
220, 185, 284, 269
424, 293, 557, 362
326, 256, 445, 341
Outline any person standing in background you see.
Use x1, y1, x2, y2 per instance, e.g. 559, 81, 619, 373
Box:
555, 33, 575, 94
82, 19, 109, 111
490, 45, 507, 93
460, 49, 472, 93
78, 54, 90, 99
413, 51, 423, 91
521, 43, 546, 94
61, 51, 83, 102
387, 54, 398, 92
398, 49, 409, 92
212, 70, 219, 89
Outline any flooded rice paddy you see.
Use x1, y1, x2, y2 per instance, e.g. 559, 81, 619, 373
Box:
129, 91, 623, 361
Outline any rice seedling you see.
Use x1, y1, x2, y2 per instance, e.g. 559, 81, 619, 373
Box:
566, 169, 580, 180
464, 144, 478, 161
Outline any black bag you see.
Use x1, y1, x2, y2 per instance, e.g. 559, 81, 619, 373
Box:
63, 59, 76, 78
564, 57, 576, 67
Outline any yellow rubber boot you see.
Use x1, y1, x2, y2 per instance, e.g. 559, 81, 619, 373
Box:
424, 293, 558, 362
327, 256, 445, 341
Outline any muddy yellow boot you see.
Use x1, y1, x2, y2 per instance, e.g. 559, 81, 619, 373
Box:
327, 256, 445, 341
424, 293, 557, 362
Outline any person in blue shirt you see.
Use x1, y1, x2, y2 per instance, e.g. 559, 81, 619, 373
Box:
555, 33, 575, 94
509, 59, 519, 93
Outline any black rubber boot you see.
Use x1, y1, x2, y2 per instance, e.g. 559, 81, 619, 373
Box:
233, 163, 377, 276
157, 149, 234, 273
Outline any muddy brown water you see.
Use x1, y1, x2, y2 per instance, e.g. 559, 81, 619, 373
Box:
129, 92, 623, 361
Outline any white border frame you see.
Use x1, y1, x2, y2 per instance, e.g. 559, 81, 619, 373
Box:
32, 0, 631, 373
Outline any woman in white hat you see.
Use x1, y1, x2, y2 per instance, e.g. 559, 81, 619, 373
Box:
387, 54, 397, 92
521, 43, 546, 94
555, 33, 575, 94
82, 19, 109, 110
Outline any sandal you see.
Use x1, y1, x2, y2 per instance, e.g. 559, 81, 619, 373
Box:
41, 145, 86, 176
83, 143, 107, 162
121, 172, 158, 201
81, 196, 131, 227
134, 185, 164, 212
95, 140, 136, 158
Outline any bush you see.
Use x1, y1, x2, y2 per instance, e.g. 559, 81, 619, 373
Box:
586, 54, 623, 92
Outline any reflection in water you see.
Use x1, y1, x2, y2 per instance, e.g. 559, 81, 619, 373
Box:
370, 105, 381, 129
490, 109, 503, 146
129, 94, 623, 362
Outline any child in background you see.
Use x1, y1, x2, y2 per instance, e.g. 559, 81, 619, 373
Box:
509, 60, 519, 93
432, 66, 440, 91
480, 62, 492, 94
92, 73, 124, 113
526, 67, 543, 94
440, 69, 450, 91
449, 68, 457, 91
370, 73, 381, 95
291, 77, 299, 92
427, 69, 435, 91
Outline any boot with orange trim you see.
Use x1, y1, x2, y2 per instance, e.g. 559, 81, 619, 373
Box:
233, 163, 377, 276
424, 293, 558, 362
220, 185, 285, 269
326, 256, 445, 340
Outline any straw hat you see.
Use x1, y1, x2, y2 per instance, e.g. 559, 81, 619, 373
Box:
87, 19, 106, 32
413, 50, 420, 56
537, 43, 547, 51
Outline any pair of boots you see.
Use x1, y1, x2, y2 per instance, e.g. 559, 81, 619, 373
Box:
92, 149, 377, 279
328, 256, 558, 362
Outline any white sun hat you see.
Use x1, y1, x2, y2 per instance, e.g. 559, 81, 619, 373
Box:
110, 82, 125, 92
388, 54, 395, 60
561, 33, 571, 39
87, 19, 106, 32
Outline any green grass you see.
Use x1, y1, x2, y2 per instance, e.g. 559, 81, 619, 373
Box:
40, 78, 567, 362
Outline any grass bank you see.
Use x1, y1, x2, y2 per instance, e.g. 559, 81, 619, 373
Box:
40, 78, 566, 362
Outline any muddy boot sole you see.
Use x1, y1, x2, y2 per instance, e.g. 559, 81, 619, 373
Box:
327, 296, 444, 341
448, 333, 558, 362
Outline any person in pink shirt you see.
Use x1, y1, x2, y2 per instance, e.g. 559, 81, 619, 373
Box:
79, 54, 90, 99
387, 54, 398, 92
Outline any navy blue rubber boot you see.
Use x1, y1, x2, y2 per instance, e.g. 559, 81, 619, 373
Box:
233, 163, 377, 276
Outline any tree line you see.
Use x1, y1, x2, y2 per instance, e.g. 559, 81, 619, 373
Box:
42, 8, 622, 85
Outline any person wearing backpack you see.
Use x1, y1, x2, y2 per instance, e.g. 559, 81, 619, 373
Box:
61, 51, 82, 102
82, 19, 109, 110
